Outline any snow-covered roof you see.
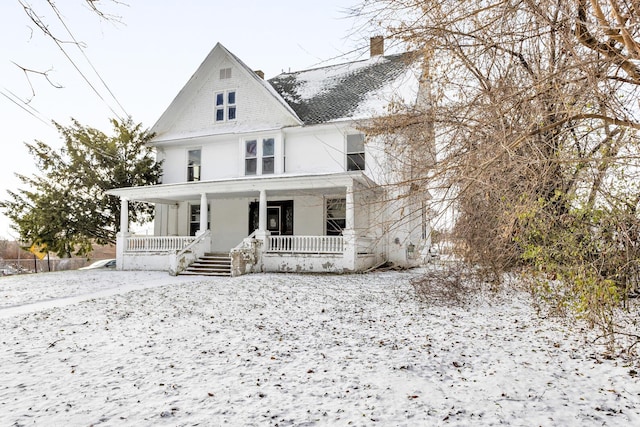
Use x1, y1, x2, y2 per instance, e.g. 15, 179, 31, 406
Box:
269, 52, 421, 125
148, 45, 422, 143
222, 45, 302, 124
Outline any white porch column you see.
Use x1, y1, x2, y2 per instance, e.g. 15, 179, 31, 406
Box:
168, 204, 178, 236
120, 198, 129, 234
116, 198, 130, 271
258, 189, 267, 232
345, 185, 355, 231
254, 189, 270, 273
199, 193, 208, 234
342, 185, 356, 272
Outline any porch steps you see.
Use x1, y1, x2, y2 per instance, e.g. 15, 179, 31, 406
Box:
180, 253, 232, 277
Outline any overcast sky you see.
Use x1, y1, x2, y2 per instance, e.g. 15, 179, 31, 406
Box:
0, 0, 380, 240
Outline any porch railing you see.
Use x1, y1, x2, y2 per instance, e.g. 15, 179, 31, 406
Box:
126, 236, 196, 252
267, 235, 344, 254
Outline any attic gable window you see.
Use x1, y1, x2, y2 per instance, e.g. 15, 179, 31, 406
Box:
219, 67, 232, 80
215, 90, 237, 122
346, 133, 365, 171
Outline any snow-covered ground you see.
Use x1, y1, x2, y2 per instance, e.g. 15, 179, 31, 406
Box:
0, 269, 638, 426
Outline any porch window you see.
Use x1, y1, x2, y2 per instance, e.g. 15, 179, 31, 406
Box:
326, 198, 346, 236
346, 133, 365, 171
187, 149, 201, 182
262, 138, 275, 174
245, 140, 257, 175
189, 204, 211, 236
215, 90, 236, 122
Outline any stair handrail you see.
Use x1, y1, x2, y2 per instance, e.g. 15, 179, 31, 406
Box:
170, 230, 212, 276
230, 230, 260, 276
175, 230, 211, 258
232, 230, 257, 251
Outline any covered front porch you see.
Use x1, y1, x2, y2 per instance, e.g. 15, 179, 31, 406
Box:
107, 172, 384, 276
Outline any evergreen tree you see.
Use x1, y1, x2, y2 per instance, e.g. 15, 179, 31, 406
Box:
0, 118, 161, 257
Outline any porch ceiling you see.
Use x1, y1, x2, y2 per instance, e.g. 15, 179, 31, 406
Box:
106, 172, 378, 204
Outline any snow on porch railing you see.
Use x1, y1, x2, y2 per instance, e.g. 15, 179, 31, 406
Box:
125, 236, 196, 253
267, 235, 344, 254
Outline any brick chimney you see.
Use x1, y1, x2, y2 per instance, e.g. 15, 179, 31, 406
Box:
370, 36, 384, 57
254, 70, 265, 79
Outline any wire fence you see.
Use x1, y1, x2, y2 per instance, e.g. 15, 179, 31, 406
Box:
1, 257, 88, 274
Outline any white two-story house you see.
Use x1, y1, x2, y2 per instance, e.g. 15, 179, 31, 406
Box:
107, 37, 433, 276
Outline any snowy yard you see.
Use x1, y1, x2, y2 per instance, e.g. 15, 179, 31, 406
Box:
1, 269, 638, 426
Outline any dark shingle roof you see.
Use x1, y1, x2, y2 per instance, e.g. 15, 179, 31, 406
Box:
268, 52, 417, 125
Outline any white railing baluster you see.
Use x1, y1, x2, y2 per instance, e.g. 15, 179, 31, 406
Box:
125, 236, 196, 253
266, 235, 344, 254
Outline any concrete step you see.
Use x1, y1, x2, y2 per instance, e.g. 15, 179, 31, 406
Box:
180, 270, 231, 277
190, 261, 230, 267
180, 253, 232, 276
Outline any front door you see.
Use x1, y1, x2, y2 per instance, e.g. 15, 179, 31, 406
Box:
267, 206, 281, 235
249, 200, 293, 235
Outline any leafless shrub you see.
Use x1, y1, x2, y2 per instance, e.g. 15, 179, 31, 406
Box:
410, 262, 481, 306
356, 0, 640, 352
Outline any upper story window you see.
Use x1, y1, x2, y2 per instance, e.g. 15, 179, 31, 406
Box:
282, 139, 287, 173
215, 90, 236, 122
187, 149, 201, 182
262, 138, 275, 174
244, 137, 276, 176
346, 133, 365, 171
245, 140, 257, 175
